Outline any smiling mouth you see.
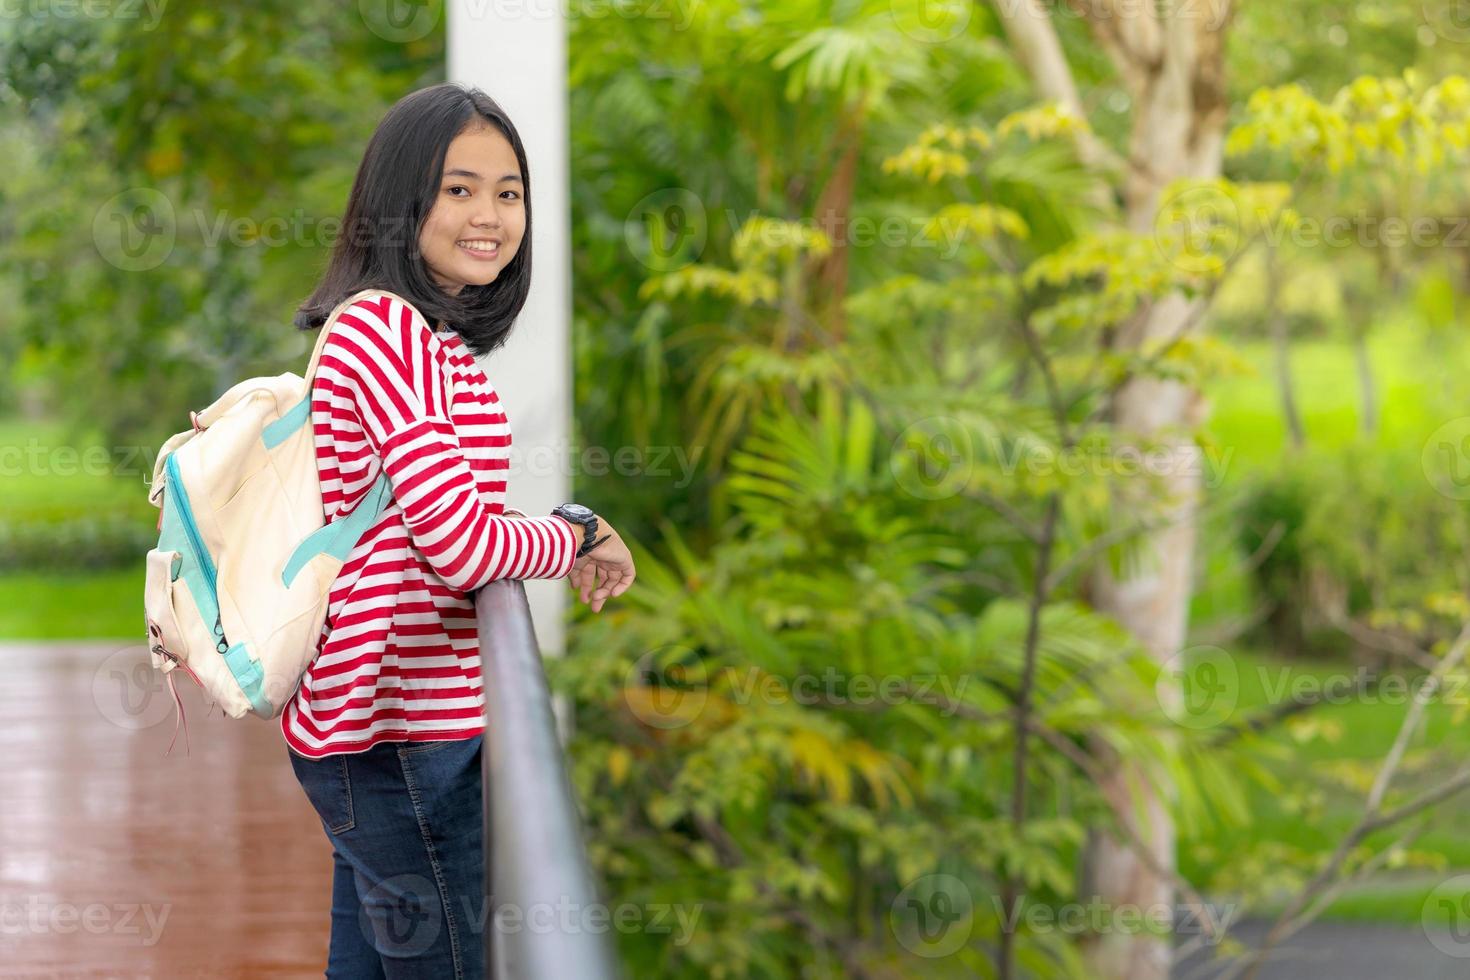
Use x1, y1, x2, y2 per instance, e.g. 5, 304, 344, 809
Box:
457, 239, 501, 258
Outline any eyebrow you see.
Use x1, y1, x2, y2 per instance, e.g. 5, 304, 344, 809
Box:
443, 168, 522, 184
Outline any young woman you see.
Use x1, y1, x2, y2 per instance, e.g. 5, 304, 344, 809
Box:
284, 82, 635, 979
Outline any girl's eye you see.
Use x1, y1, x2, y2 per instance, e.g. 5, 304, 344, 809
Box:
447, 185, 469, 197
500, 190, 520, 201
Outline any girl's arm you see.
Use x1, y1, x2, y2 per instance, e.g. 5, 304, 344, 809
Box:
317, 293, 580, 591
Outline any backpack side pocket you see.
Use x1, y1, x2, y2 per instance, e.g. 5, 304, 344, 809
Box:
144, 548, 186, 673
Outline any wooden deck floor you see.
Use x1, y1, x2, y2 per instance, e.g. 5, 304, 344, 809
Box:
1, 642, 333, 977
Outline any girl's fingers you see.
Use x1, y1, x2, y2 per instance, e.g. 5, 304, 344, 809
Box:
570, 556, 635, 612
599, 568, 628, 604
593, 565, 622, 611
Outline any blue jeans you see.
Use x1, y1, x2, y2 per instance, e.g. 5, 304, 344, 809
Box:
288, 735, 487, 980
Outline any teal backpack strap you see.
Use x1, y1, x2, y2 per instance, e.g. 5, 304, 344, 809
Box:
282, 471, 394, 587
261, 396, 311, 450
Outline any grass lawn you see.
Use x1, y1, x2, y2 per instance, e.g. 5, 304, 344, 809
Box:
1182, 321, 1470, 926
2, 417, 153, 638
0, 417, 157, 521
1188, 320, 1470, 630
1179, 648, 1470, 926
0, 569, 142, 640
1203, 318, 1470, 468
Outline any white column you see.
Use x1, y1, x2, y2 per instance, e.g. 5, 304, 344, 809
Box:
449, 1, 574, 659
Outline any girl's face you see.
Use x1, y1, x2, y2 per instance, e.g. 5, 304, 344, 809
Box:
418, 122, 526, 296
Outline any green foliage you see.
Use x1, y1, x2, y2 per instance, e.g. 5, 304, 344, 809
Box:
0, 1, 445, 448
8, 3, 1470, 975
0, 569, 142, 639
558, 38, 1272, 970
552, 382, 1247, 976
1239, 444, 1470, 658
1228, 73, 1470, 173
0, 515, 155, 572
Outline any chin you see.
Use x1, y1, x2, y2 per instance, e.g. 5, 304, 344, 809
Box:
448, 265, 498, 288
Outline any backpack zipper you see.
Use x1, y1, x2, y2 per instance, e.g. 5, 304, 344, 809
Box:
165, 452, 217, 594
165, 452, 229, 653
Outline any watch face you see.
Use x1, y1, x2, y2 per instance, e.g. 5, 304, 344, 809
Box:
557, 503, 594, 521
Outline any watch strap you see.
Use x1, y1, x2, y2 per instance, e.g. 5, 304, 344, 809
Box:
553, 504, 601, 557
577, 532, 611, 559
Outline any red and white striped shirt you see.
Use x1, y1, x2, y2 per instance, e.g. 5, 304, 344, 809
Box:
281, 292, 580, 758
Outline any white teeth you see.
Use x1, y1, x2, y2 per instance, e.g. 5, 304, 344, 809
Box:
458, 241, 499, 252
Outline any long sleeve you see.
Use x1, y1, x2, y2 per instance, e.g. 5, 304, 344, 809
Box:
316, 293, 580, 591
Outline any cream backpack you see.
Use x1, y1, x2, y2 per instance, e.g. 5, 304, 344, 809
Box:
143, 289, 401, 754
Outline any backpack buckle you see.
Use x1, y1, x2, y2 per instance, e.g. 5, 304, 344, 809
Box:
147, 620, 176, 661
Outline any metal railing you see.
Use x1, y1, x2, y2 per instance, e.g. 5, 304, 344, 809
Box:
476, 579, 620, 980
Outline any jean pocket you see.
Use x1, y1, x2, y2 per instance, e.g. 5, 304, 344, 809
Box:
400, 738, 463, 755
289, 752, 356, 834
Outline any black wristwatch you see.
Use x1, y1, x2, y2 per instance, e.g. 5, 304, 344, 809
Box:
552, 503, 610, 558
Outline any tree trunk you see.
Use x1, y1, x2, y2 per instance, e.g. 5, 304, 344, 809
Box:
992, 2, 1234, 976
1079, 7, 1232, 980
1082, 297, 1205, 980
803, 102, 866, 344
1352, 320, 1377, 438
1267, 250, 1305, 449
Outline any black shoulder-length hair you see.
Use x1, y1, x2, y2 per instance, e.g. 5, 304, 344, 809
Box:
293, 83, 532, 356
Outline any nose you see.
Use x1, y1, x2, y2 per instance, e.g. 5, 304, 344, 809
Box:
470, 196, 505, 230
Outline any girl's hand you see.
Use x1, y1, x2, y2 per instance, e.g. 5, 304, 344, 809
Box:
567, 517, 635, 613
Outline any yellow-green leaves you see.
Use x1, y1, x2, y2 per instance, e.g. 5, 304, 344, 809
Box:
638, 217, 831, 307
881, 107, 1083, 186
1150, 178, 1295, 279
922, 203, 1029, 248
638, 265, 781, 306
731, 216, 832, 268
995, 103, 1089, 142
1229, 72, 1470, 175
881, 123, 982, 184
